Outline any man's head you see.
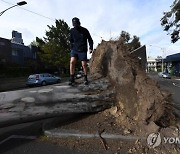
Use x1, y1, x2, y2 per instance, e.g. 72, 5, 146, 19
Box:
72, 17, 80, 27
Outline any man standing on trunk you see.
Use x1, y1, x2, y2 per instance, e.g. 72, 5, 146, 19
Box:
69, 17, 93, 85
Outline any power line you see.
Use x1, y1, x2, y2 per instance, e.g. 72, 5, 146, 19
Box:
0, 0, 55, 21
1, 0, 103, 41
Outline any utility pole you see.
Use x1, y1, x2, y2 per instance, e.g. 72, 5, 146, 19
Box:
149, 45, 165, 72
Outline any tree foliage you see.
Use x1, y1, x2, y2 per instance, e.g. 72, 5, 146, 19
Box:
35, 19, 70, 69
119, 31, 141, 52
30, 40, 39, 47
161, 0, 180, 43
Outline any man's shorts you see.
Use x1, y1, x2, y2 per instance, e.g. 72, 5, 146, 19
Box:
70, 50, 87, 61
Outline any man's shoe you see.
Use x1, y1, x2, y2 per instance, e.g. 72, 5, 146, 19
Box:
69, 79, 78, 86
84, 80, 89, 85
69, 75, 75, 85
69, 80, 75, 85
69, 78, 74, 85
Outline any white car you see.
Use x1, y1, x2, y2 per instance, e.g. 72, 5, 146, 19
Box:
158, 72, 171, 79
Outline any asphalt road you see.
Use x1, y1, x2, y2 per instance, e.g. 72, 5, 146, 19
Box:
0, 114, 88, 154
0, 139, 76, 154
149, 74, 180, 108
0, 77, 69, 92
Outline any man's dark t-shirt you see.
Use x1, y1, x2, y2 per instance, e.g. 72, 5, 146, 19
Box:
70, 26, 93, 52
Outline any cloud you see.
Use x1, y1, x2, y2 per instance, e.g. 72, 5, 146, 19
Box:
0, 0, 179, 58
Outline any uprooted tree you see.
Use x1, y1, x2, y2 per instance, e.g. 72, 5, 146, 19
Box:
90, 40, 176, 135
161, 0, 180, 43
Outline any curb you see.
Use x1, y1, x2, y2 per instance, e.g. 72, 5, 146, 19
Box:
43, 128, 146, 141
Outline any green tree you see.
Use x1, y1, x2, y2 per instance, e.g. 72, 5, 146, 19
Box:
119, 31, 141, 52
170, 66, 176, 76
161, 0, 180, 43
119, 30, 131, 43
35, 19, 70, 69
30, 40, 39, 47
128, 35, 141, 51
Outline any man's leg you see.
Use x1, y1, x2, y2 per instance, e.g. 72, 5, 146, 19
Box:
81, 61, 88, 84
69, 57, 76, 84
81, 61, 88, 75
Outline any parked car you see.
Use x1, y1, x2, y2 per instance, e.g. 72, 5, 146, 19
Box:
26, 73, 61, 87
158, 72, 171, 79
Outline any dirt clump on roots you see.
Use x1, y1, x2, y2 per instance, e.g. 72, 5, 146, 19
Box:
89, 40, 180, 152
90, 40, 177, 132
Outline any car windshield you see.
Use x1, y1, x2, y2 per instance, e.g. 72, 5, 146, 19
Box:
29, 75, 36, 78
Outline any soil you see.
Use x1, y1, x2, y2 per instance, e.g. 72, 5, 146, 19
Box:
39, 137, 151, 154
41, 109, 179, 153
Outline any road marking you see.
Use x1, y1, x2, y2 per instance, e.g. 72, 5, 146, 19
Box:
29, 91, 37, 93
21, 97, 35, 103
55, 85, 70, 88
38, 89, 53, 93
173, 83, 180, 88
0, 135, 37, 145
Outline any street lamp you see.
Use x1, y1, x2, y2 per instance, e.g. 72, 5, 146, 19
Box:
0, 1, 27, 16
149, 44, 165, 72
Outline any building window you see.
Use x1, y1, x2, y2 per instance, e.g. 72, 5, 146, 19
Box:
12, 49, 18, 56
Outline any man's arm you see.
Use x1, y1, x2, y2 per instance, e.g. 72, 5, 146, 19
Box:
86, 30, 93, 51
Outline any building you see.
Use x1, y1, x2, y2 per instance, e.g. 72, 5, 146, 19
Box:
165, 53, 180, 77
11, 43, 37, 65
146, 53, 180, 76
11, 31, 24, 45
147, 57, 157, 72
147, 56, 167, 72
0, 37, 12, 64
0, 31, 37, 66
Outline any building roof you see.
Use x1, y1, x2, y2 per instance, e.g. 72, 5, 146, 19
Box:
147, 59, 156, 62
165, 53, 180, 62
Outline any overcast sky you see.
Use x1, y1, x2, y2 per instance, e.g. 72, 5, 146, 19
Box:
0, 0, 179, 58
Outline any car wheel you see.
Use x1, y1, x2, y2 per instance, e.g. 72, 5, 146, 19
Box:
57, 79, 61, 83
42, 81, 46, 86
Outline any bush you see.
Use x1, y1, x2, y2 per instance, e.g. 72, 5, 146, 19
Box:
170, 66, 176, 76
